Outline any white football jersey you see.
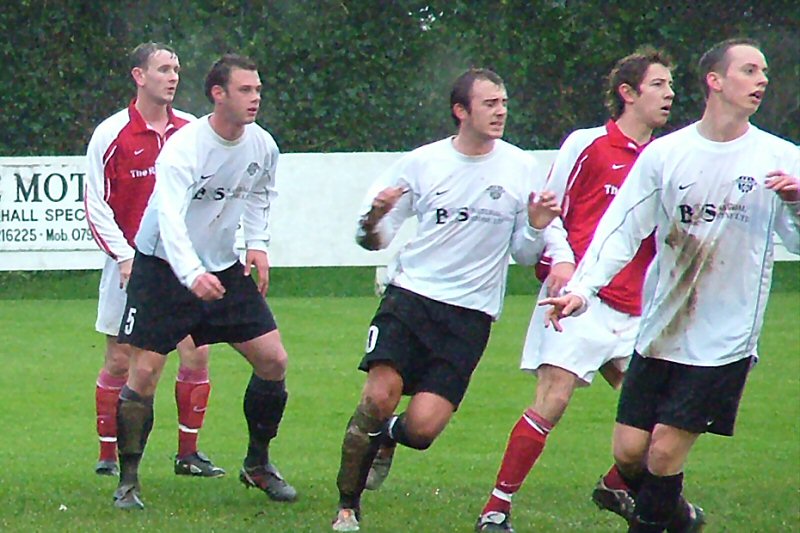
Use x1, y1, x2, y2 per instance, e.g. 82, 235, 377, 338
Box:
135, 115, 279, 288
566, 123, 800, 366
357, 137, 570, 319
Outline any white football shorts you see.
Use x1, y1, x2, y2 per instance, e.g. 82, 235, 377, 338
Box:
95, 255, 127, 336
520, 284, 640, 385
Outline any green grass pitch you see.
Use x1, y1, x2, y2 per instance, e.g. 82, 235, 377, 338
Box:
0, 268, 797, 532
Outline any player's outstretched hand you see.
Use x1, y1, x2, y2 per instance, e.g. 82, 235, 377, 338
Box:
765, 170, 800, 203
527, 191, 561, 229
191, 272, 226, 301
538, 293, 584, 332
244, 249, 270, 296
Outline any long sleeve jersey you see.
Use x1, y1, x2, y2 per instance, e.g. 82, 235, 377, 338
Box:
566, 123, 800, 366
84, 99, 194, 261
538, 120, 656, 315
356, 137, 569, 319
135, 115, 279, 288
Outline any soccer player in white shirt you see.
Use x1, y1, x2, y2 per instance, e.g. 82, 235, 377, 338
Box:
111, 54, 296, 510
541, 38, 800, 532
331, 68, 563, 532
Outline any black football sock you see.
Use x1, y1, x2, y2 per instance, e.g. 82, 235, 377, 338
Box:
629, 471, 683, 533
116, 385, 154, 486
336, 402, 387, 510
242, 374, 287, 468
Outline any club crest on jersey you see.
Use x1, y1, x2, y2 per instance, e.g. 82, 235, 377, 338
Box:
486, 185, 505, 200
736, 175, 755, 193
246, 162, 261, 176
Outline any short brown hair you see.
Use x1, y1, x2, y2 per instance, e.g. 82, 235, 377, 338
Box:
605, 47, 673, 119
129, 42, 176, 71
450, 68, 504, 126
698, 38, 761, 99
204, 54, 258, 103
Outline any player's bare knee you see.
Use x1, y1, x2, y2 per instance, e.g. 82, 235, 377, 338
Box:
361, 388, 397, 419
613, 440, 646, 470
104, 354, 130, 376
104, 338, 131, 375
646, 440, 683, 476
177, 342, 210, 368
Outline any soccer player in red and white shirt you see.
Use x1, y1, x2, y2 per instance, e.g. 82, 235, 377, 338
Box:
477, 49, 678, 532
84, 42, 223, 479
542, 39, 799, 532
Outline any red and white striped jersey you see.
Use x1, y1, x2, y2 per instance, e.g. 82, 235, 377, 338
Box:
84, 99, 194, 261
538, 120, 655, 315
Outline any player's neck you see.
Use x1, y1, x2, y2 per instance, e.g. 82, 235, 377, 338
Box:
697, 99, 752, 142
614, 114, 653, 146
135, 96, 170, 136
208, 113, 245, 142
452, 130, 496, 156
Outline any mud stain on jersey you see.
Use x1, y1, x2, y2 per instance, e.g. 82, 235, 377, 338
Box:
647, 223, 718, 357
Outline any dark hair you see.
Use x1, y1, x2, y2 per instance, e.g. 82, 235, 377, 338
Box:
129, 42, 177, 71
204, 54, 259, 103
698, 37, 761, 99
450, 68, 504, 126
605, 47, 673, 119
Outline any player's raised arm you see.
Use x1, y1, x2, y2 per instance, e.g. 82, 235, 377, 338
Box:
355, 165, 413, 250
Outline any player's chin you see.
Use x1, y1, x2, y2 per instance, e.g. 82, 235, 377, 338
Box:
486, 126, 505, 139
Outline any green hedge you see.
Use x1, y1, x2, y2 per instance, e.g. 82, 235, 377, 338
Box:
1, 1, 797, 157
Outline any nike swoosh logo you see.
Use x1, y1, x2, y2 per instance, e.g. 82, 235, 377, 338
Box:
134, 149, 145, 155
367, 431, 383, 437
200, 175, 213, 180
611, 164, 626, 170
678, 183, 695, 190
434, 190, 448, 196
193, 406, 207, 413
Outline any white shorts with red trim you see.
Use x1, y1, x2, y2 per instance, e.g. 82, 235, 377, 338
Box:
95, 256, 127, 336
520, 284, 639, 385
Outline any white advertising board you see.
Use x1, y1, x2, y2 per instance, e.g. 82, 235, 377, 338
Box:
0, 151, 795, 271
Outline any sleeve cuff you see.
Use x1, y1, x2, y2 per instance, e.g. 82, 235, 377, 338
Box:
183, 266, 207, 289
245, 240, 269, 253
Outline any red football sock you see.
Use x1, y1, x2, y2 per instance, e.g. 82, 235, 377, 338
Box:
483, 408, 553, 514
96, 369, 127, 462
175, 366, 210, 458
603, 463, 629, 491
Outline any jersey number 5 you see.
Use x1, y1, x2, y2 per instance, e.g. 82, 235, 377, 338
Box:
124, 308, 137, 335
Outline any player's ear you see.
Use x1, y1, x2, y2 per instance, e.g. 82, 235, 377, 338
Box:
705, 71, 723, 94
453, 103, 469, 123
131, 66, 146, 88
617, 83, 637, 106
210, 84, 226, 103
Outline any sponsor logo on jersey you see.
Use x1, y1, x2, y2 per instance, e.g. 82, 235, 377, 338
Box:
678, 202, 749, 224
736, 175, 755, 193
246, 162, 261, 176
486, 185, 505, 200
192, 185, 250, 201
129, 166, 155, 178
